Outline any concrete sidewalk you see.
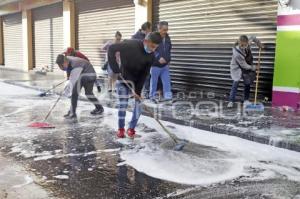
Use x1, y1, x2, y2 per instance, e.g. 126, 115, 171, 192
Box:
1, 69, 300, 152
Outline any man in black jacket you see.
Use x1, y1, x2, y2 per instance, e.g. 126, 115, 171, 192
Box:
108, 32, 162, 138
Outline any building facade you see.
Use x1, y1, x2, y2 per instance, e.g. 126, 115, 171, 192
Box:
272, 0, 300, 109
0, 0, 298, 108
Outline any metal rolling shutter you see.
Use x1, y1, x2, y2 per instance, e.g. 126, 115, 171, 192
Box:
76, 0, 135, 72
153, 0, 277, 99
3, 13, 23, 70
32, 2, 63, 72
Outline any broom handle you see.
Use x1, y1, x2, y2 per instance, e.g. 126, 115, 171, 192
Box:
254, 48, 262, 105
42, 80, 66, 94
43, 94, 62, 122
119, 75, 178, 144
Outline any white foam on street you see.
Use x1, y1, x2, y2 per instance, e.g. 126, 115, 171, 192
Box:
53, 175, 69, 180
0, 82, 40, 96
13, 175, 33, 188
121, 147, 244, 185
1, 82, 300, 185
102, 108, 300, 185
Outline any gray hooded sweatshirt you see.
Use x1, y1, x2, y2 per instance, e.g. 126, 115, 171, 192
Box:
230, 36, 261, 81
230, 46, 255, 81
67, 56, 96, 87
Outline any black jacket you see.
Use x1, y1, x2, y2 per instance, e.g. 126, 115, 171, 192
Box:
153, 34, 172, 67
108, 39, 154, 95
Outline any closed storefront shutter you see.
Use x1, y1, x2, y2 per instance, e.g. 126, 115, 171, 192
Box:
3, 13, 23, 70
32, 2, 63, 72
153, 0, 277, 99
76, 0, 135, 72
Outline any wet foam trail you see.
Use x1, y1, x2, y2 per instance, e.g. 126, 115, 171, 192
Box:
102, 109, 300, 185
1, 82, 300, 186
120, 146, 245, 185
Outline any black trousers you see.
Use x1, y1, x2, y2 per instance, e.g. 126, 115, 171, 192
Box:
71, 77, 101, 114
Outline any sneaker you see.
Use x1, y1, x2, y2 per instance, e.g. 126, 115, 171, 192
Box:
90, 106, 104, 115
64, 111, 77, 119
117, 128, 125, 138
127, 128, 136, 139
64, 111, 71, 118
65, 113, 77, 119
227, 102, 234, 108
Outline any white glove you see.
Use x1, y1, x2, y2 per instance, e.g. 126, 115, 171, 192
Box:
63, 80, 72, 97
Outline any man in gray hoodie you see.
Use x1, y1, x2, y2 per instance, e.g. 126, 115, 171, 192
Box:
56, 55, 104, 118
228, 35, 263, 108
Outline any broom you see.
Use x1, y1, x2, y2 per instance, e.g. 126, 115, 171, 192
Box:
29, 94, 63, 128
244, 48, 265, 112
119, 75, 187, 151
39, 80, 66, 97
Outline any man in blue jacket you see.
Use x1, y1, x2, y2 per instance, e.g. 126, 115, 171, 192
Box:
132, 22, 152, 41
150, 21, 172, 102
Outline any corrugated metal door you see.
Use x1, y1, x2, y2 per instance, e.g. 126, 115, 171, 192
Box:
3, 13, 23, 70
153, 0, 277, 99
76, 0, 135, 72
32, 2, 63, 72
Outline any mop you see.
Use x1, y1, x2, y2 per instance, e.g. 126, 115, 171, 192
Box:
39, 80, 66, 97
244, 48, 265, 112
119, 75, 187, 151
29, 94, 62, 128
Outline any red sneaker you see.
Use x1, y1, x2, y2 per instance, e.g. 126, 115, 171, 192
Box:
127, 128, 136, 139
117, 128, 125, 138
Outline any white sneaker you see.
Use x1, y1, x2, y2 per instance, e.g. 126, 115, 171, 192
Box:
227, 102, 234, 108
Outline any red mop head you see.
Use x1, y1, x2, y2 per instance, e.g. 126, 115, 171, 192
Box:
28, 122, 55, 129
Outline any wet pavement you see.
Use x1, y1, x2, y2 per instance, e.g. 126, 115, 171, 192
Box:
0, 76, 300, 198
0, 154, 55, 199
2, 68, 300, 152
0, 85, 183, 199
0, 71, 300, 199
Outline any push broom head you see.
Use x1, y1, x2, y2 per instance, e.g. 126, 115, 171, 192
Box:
28, 122, 55, 129
244, 103, 265, 112
173, 140, 189, 151
39, 92, 47, 97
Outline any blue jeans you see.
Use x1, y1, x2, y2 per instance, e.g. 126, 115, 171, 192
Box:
229, 81, 251, 102
150, 66, 172, 100
117, 82, 142, 129
143, 75, 151, 98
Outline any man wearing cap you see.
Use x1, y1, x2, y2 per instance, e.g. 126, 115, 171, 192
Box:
56, 55, 104, 119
